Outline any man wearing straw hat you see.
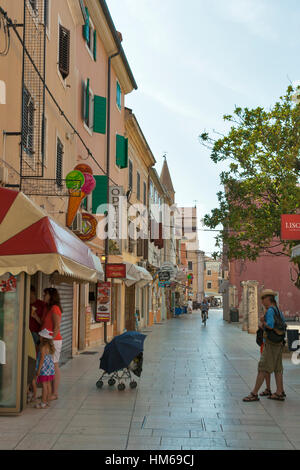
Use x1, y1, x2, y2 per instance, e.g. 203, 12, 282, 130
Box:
243, 289, 286, 402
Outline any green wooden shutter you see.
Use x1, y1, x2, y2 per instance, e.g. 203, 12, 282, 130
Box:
81, 80, 86, 121
93, 30, 97, 61
85, 78, 90, 123
116, 81, 121, 109
93, 96, 106, 134
83, 7, 89, 42
92, 175, 108, 214
116, 135, 128, 169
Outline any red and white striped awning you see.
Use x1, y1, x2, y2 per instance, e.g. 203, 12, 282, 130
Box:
0, 188, 103, 282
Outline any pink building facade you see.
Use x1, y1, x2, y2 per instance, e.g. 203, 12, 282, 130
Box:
229, 254, 300, 319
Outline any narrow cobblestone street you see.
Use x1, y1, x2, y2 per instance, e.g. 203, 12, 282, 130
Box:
1, 310, 300, 450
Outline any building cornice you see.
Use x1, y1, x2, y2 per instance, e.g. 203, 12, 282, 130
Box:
67, 0, 86, 25
84, 0, 137, 94
125, 111, 156, 170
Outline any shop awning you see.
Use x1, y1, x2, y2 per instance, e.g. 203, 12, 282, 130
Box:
135, 266, 153, 287
124, 263, 152, 287
0, 188, 104, 282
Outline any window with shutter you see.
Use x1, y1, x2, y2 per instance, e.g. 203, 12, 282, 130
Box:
82, 79, 95, 131
116, 81, 122, 110
56, 137, 63, 187
137, 237, 143, 257
59, 25, 70, 80
83, 7, 96, 60
22, 87, 35, 156
128, 160, 133, 190
93, 30, 97, 61
143, 239, 149, 260
137, 172, 141, 201
143, 181, 147, 206
93, 95, 106, 134
92, 175, 108, 214
116, 135, 128, 169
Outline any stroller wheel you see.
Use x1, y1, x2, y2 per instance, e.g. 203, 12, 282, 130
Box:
118, 383, 126, 391
108, 378, 116, 386
96, 380, 104, 389
130, 381, 137, 389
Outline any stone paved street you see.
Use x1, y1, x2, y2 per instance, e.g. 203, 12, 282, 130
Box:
2, 309, 300, 450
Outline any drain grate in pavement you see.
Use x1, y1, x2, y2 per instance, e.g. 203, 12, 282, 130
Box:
80, 351, 98, 355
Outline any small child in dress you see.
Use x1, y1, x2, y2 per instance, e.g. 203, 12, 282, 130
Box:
34, 329, 55, 409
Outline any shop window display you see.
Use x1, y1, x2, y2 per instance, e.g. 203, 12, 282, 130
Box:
0, 274, 20, 408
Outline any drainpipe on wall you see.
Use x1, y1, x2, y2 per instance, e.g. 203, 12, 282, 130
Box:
104, 51, 120, 344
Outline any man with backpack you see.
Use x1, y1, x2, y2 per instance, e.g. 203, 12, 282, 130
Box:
243, 289, 286, 402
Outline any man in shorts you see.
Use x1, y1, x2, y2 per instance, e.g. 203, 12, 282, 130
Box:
243, 289, 286, 402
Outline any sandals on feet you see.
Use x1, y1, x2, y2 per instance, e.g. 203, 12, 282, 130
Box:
243, 392, 260, 402
35, 401, 48, 409
260, 388, 272, 397
268, 393, 285, 401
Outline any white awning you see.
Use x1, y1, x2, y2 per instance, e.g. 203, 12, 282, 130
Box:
124, 263, 152, 287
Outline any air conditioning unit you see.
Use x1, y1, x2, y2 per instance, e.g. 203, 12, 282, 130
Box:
71, 212, 83, 233
0, 167, 8, 185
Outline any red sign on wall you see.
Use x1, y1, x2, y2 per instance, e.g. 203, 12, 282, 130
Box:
96, 282, 111, 323
281, 215, 300, 240
105, 263, 126, 279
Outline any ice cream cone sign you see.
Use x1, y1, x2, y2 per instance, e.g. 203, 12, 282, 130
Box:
66, 168, 96, 228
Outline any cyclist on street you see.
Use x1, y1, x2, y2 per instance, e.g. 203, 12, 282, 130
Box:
200, 298, 209, 324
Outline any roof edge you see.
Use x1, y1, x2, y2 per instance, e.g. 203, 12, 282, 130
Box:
98, 0, 138, 90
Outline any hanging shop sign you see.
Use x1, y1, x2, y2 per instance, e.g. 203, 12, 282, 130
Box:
158, 281, 171, 288
96, 282, 111, 323
105, 263, 126, 279
66, 164, 96, 228
78, 213, 98, 242
159, 271, 170, 282
0, 274, 17, 293
281, 215, 300, 240
109, 186, 124, 254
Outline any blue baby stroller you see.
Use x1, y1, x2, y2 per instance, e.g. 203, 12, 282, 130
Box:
96, 331, 146, 391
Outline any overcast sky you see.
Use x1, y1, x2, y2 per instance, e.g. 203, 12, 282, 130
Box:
107, 0, 300, 255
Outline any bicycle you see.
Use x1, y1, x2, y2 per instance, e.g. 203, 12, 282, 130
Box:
201, 310, 207, 326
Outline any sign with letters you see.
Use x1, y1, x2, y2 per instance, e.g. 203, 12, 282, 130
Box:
281, 215, 300, 240
106, 264, 126, 279
96, 282, 111, 323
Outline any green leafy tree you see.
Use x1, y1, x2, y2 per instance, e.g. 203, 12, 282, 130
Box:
199, 86, 300, 287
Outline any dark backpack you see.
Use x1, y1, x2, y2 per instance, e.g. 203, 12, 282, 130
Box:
256, 327, 264, 347
266, 306, 286, 344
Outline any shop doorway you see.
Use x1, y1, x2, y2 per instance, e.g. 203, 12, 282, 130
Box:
125, 285, 135, 331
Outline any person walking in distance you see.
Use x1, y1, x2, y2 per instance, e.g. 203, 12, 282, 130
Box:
41, 288, 62, 401
243, 289, 286, 402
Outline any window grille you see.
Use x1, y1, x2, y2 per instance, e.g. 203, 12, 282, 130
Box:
59, 25, 70, 80
22, 87, 35, 156
56, 137, 64, 186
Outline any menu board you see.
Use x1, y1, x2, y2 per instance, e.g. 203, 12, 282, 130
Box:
96, 282, 111, 323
